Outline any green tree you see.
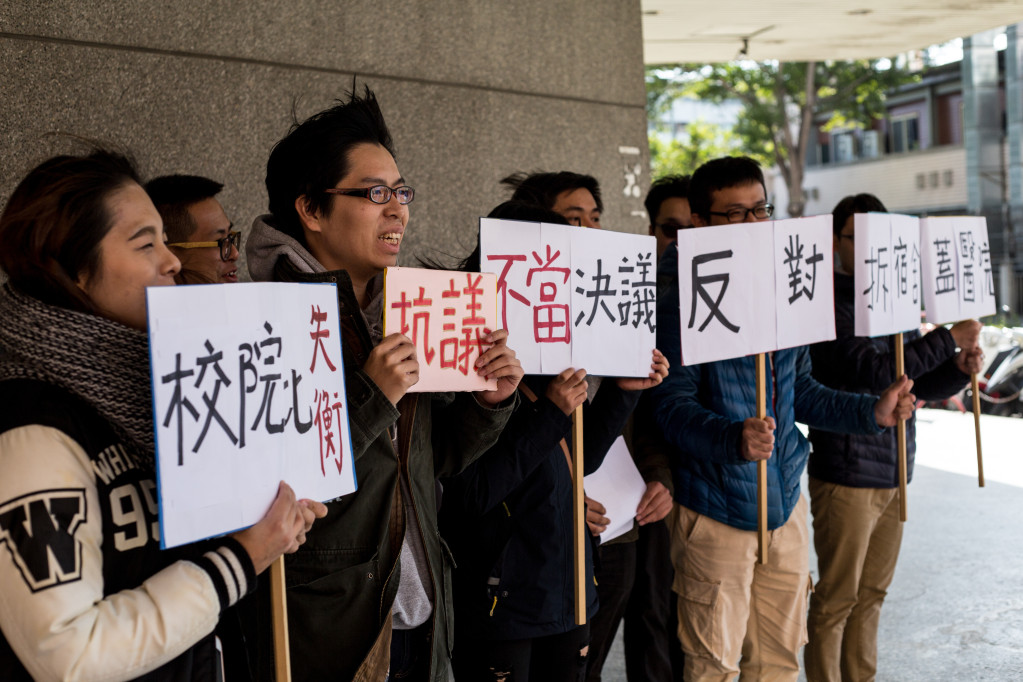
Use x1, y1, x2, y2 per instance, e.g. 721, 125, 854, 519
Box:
649, 121, 746, 179
647, 61, 916, 217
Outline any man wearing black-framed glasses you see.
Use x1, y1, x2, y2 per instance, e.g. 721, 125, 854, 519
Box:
645, 174, 693, 262
146, 174, 240, 284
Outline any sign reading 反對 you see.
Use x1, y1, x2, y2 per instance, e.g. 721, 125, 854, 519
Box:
920, 216, 996, 324
383, 267, 499, 392
147, 282, 356, 548
479, 218, 657, 376
676, 215, 835, 365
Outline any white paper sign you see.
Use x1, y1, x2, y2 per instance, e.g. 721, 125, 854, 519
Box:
920, 217, 997, 324
480, 218, 657, 376
676, 217, 834, 365
582, 436, 646, 543
853, 213, 922, 337
383, 267, 499, 393
148, 282, 356, 548
677, 222, 775, 364
774, 215, 836, 350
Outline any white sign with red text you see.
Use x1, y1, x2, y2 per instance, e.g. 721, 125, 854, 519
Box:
147, 282, 355, 548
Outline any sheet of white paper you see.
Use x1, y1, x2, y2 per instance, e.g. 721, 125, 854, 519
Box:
920, 217, 960, 324
854, 213, 896, 337
955, 217, 997, 321
774, 215, 836, 350
383, 267, 498, 393
148, 282, 356, 548
481, 218, 545, 374
677, 222, 775, 365
582, 436, 647, 544
890, 213, 923, 333
570, 229, 657, 377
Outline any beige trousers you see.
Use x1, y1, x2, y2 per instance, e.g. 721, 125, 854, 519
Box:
670, 497, 812, 682
805, 478, 903, 682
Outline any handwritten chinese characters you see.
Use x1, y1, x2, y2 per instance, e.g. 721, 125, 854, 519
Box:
383, 267, 499, 392
479, 218, 657, 377
147, 283, 356, 549
853, 212, 922, 337
920, 217, 996, 324
676, 215, 835, 365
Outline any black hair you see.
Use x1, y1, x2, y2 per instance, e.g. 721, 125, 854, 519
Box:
645, 174, 691, 225
265, 86, 395, 244
144, 174, 224, 243
688, 156, 766, 222
0, 148, 142, 314
500, 171, 603, 213
831, 193, 888, 236
455, 201, 570, 272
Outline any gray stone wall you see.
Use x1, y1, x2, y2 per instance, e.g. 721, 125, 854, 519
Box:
0, 1, 650, 275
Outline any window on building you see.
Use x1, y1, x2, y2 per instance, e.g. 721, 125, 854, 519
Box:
890, 114, 920, 153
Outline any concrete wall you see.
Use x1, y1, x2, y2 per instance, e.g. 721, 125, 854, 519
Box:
0, 1, 649, 274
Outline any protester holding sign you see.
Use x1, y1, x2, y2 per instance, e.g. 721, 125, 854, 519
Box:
805, 193, 982, 682
245, 88, 521, 681
0, 149, 324, 682
649, 156, 917, 682
439, 200, 668, 682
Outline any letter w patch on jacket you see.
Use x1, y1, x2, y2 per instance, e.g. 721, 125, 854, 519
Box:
0, 489, 86, 592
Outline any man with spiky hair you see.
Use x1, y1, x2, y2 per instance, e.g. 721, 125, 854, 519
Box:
244, 87, 522, 682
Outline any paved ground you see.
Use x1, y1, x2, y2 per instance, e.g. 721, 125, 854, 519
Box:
599, 408, 1023, 681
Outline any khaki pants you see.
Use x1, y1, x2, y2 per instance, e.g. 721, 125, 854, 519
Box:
670, 497, 811, 682
805, 478, 903, 682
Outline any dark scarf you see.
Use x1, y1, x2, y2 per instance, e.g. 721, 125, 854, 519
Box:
0, 283, 155, 463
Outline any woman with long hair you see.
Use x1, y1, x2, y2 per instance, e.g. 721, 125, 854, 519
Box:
0, 148, 326, 681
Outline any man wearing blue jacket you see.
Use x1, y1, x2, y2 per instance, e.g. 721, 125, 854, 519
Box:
648, 157, 917, 682
805, 193, 982, 682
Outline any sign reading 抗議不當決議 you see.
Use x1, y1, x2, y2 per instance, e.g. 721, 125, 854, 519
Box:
383, 267, 499, 393
479, 218, 657, 377
147, 282, 355, 549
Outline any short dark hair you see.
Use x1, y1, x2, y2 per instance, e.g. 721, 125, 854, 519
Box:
831, 193, 888, 236
500, 171, 603, 213
265, 86, 395, 244
688, 156, 766, 222
456, 201, 570, 272
0, 149, 141, 315
144, 174, 224, 242
645, 174, 691, 225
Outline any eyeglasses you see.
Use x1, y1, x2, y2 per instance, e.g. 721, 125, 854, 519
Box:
168, 230, 241, 262
653, 221, 694, 238
708, 203, 774, 223
325, 185, 415, 205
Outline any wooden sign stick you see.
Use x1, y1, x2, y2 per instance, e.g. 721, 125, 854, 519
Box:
572, 404, 586, 625
755, 353, 768, 565
895, 333, 908, 522
971, 372, 985, 487
270, 556, 292, 682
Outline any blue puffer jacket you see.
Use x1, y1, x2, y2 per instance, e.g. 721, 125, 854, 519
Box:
808, 272, 968, 488
649, 242, 882, 531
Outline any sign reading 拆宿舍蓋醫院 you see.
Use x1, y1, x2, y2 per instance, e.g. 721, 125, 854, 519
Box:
147, 282, 355, 549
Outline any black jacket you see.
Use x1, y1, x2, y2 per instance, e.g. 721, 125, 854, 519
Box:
808, 272, 968, 488
440, 375, 639, 641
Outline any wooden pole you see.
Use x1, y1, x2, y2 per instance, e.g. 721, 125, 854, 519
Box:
270, 556, 292, 682
895, 333, 908, 522
572, 404, 586, 625
755, 353, 768, 565
971, 372, 985, 487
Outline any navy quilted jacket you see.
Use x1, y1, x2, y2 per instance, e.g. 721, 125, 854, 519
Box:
649, 242, 882, 531
808, 272, 967, 488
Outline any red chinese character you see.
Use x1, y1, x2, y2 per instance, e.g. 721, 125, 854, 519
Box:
309, 305, 337, 373
487, 253, 529, 330
411, 287, 435, 364
313, 389, 345, 475
526, 246, 571, 344
461, 273, 486, 326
